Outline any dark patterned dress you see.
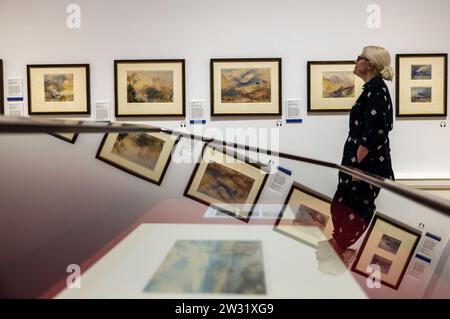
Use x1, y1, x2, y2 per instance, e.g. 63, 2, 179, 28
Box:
331, 75, 395, 250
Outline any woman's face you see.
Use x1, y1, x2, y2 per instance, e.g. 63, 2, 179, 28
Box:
353, 52, 371, 79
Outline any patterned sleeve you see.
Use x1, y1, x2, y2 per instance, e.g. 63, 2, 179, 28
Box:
358, 89, 392, 152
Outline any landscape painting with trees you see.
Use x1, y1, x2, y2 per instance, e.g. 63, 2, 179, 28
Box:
127, 71, 174, 103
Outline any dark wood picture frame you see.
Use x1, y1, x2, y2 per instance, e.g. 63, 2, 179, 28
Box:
307, 60, 363, 113
49, 132, 79, 144
210, 58, 282, 117
27, 64, 91, 115
184, 144, 268, 222
114, 59, 186, 118
351, 214, 421, 290
273, 182, 334, 249
96, 132, 180, 186
395, 53, 447, 117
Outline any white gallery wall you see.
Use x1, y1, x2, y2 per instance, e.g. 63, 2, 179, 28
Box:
0, 0, 449, 298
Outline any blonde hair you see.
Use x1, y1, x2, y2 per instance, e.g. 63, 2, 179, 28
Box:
363, 46, 394, 81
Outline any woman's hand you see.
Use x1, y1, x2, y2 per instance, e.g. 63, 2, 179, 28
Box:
352, 145, 369, 181
356, 145, 369, 164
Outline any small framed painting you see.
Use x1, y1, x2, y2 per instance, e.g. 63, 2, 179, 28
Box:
114, 59, 185, 117
274, 183, 334, 248
396, 54, 447, 117
210, 58, 281, 116
184, 145, 268, 221
307, 61, 364, 112
96, 131, 179, 185
27, 64, 90, 115
351, 214, 421, 290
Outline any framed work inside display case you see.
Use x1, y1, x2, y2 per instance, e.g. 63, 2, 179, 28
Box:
396, 54, 447, 117
184, 145, 268, 221
307, 61, 364, 112
27, 64, 90, 115
210, 58, 281, 116
54, 223, 366, 299
351, 214, 421, 290
144, 239, 266, 295
274, 183, 334, 248
114, 59, 185, 117
96, 131, 179, 185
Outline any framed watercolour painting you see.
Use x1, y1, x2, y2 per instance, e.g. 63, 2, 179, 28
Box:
114, 59, 185, 117
184, 145, 268, 221
396, 54, 447, 117
274, 183, 333, 248
351, 214, 421, 290
210, 58, 281, 116
27, 64, 90, 115
96, 131, 179, 185
0, 59, 4, 114
307, 61, 364, 112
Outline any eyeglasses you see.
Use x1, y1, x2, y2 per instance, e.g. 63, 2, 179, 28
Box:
357, 55, 370, 62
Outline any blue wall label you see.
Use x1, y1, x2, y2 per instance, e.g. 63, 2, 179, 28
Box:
286, 119, 303, 123
415, 254, 432, 263
425, 232, 441, 241
277, 166, 292, 176
189, 120, 206, 124
7, 97, 23, 102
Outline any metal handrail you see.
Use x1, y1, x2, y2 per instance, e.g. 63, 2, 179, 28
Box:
1, 116, 449, 217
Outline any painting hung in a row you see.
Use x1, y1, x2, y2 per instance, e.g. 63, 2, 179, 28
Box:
96, 131, 179, 185
144, 240, 266, 295
115, 59, 185, 117
184, 145, 268, 222
210, 58, 281, 116
307, 61, 364, 112
274, 183, 334, 248
27, 64, 90, 115
396, 54, 447, 117
352, 214, 421, 290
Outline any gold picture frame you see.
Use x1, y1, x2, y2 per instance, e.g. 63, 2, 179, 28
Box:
27, 64, 90, 115
274, 183, 334, 248
396, 54, 447, 117
96, 131, 179, 185
307, 61, 364, 112
210, 58, 281, 116
114, 59, 185, 117
351, 214, 421, 290
184, 145, 268, 222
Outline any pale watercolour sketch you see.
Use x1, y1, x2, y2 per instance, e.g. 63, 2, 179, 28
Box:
322, 71, 355, 98
197, 162, 255, 204
378, 234, 402, 255
127, 71, 174, 103
144, 240, 266, 294
411, 65, 432, 80
411, 87, 432, 103
221, 68, 271, 103
44, 73, 74, 102
370, 254, 393, 274
112, 133, 165, 170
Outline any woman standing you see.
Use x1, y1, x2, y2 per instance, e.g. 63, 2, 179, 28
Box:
317, 46, 395, 270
